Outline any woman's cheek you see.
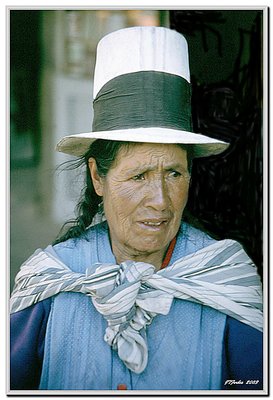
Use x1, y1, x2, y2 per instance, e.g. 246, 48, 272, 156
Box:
169, 181, 189, 209
108, 183, 141, 217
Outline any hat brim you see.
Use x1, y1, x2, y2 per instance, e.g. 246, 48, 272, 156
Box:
56, 127, 229, 158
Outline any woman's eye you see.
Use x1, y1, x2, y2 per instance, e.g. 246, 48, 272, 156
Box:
168, 170, 181, 178
132, 173, 145, 181
168, 170, 190, 181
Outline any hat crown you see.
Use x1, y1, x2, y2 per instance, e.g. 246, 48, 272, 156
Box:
56, 26, 229, 159
93, 26, 190, 98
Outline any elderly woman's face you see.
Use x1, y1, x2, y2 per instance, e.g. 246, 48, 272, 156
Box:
90, 143, 190, 264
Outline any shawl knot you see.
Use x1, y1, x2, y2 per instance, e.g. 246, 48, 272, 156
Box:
90, 261, 158, 373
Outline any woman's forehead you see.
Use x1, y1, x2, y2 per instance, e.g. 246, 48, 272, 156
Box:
114, 142, 188, 169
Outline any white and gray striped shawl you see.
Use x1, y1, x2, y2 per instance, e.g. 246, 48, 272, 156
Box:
10, 239, 263, 374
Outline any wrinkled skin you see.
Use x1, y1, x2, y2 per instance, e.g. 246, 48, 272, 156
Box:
89, 143, 190, 270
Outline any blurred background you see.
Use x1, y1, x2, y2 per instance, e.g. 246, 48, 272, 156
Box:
9, 8, 265, 292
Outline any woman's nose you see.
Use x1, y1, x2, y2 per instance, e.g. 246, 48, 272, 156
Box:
144, 179, 169, 211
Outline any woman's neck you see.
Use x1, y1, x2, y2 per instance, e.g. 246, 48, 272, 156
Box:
113, 244, 168, 271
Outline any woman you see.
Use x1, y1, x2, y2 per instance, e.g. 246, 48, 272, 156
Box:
10, 26, 263, 391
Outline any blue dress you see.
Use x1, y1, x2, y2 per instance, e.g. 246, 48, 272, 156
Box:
10, 222, 263, 391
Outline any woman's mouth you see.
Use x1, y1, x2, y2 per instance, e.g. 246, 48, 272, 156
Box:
142, 221, 164, 226
138, 219, 168, 230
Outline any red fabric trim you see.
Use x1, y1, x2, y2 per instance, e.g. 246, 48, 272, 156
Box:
117, 384, 127, 390
161, 237, 177, 269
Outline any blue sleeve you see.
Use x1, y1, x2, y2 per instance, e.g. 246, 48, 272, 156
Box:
222, 316, 263, 390
10, 299, 51, 390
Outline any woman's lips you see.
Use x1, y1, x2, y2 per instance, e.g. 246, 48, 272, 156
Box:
142, 221, 165, 226
137, 219, 168, 230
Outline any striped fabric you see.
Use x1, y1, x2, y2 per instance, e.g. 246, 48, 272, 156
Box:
10, 239, 263, 374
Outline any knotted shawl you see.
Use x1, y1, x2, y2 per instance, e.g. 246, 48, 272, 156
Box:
10, 238, 263, 374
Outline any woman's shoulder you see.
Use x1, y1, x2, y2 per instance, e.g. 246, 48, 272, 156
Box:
51, 221, 108, 258
49, 221, 110, 270
53, 221, 108, 249
177, 222, 217, 254
179, 222, 215, 241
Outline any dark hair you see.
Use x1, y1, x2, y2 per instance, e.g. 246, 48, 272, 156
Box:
53, 139, 193, 244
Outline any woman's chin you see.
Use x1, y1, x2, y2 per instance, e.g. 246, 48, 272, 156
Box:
126, 237, 170, 258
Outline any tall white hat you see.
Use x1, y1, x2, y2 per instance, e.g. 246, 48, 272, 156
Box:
56, 26, 229, 158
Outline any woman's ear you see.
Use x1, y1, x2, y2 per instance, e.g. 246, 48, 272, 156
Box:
88, 158, 104, 196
